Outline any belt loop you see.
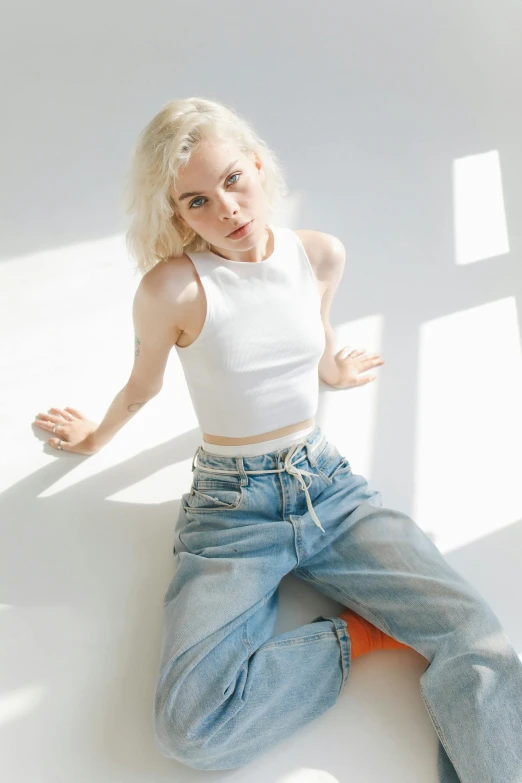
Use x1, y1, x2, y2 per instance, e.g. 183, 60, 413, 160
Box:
307, 430, 324, 467
235, 456, 249, 486
306, 439, 318, 466
191, 446, 200, 472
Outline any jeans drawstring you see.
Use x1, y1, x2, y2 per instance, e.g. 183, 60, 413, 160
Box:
282, 440, 325, 532
192, 437, 325, 533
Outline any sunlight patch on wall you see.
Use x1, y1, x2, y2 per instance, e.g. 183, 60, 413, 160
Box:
0, 232, 139, 493
104, 461, 193, 504
414, 297, 522, 553
0, 684, 46, 726
453, 150, 509, 265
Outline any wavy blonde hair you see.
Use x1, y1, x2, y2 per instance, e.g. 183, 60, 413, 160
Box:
122, 97, 289, 276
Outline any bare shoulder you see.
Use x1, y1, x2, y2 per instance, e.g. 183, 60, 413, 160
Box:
141, 253, 198, 334
294, 229, 346, 284
294, 230, 346, 324
143, 252, 194, 294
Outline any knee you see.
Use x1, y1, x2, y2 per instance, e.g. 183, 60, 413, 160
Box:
153, 703, 243, 771
153, 702, 204, 769
435, 592, 507, 656
153, 716, 209, 770
154, 734, 243, 772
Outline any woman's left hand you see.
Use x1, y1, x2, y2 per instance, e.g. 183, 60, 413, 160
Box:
332, 347, 385, 389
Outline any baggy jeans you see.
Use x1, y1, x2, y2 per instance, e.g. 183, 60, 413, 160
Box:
153, 423, 522, 779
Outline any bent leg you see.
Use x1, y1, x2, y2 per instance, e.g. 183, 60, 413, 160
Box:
294, 478, 522, 783
153, 505, 351, 771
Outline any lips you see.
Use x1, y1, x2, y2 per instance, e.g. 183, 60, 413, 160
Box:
227, 220, 252, 237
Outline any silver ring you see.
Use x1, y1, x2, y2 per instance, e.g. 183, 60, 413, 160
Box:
53, 424, 59, 433
57, 440, 62, 450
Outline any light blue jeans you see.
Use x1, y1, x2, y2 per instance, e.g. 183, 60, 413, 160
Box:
153, 423, 522, 779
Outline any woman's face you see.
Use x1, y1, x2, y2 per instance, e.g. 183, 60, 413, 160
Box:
170, 136, 269, 255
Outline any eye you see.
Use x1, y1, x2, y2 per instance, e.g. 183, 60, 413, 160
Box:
189, 197, 205, 209
189, 172, 241, 209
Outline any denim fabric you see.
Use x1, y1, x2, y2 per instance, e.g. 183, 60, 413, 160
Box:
153, 423, 522, 778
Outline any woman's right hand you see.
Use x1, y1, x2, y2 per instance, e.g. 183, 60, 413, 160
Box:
33, 406, 101, 455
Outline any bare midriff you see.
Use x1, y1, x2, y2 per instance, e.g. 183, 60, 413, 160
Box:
201, 417, 316, 446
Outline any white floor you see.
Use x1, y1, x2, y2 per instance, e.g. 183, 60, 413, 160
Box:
1, 232, 521, 783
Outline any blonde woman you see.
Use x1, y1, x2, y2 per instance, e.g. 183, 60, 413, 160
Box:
34, 98, 522, 778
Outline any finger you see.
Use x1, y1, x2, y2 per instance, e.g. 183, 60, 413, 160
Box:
42, 411, 67, 423
37, 413, 59, 424
65, 407, 83, 418
355, 374, 376, 386
360, 358, 384, 370
49, 407, 74, 420
339, 349, 364, 361
40, 422, 57, 433
39, 418, 62, 429
47, 437, 70, 450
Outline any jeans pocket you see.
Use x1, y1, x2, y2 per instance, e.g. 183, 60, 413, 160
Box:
315, 442, 352, 481
329, 456, 352, 479
182, 478, 244, 513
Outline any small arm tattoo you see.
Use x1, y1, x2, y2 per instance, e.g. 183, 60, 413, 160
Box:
135, 336, 141, 358
127, 402, 147, 412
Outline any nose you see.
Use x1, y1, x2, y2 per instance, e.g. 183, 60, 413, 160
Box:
216, 192, 240, 221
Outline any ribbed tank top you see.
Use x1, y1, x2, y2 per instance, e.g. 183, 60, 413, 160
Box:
175, 224, 326, 438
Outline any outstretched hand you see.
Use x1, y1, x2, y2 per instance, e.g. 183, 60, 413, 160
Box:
332, 347, 384, 389
33, 406, 100, 455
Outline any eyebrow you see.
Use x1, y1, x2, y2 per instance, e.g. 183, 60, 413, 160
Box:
178, 160, 240, 202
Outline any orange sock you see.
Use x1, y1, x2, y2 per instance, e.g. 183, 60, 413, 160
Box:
340, 608, 413, 661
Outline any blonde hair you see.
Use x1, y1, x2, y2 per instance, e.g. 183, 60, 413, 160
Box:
122, 97, 289, 276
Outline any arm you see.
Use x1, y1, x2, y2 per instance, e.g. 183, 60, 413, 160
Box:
319, 322, 343, 388
85, 270, 182, 450
314, 236, 384, 390
316, 236, 346, 387
295, 229, 346, 388
84, 384, 159, 450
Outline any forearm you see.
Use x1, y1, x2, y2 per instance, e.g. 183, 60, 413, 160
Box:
318, 323, 342, 387
318, 361, 341, 388
86, 384, 159, 449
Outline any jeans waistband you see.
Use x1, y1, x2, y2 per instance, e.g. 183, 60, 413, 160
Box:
191, 423, 328, 532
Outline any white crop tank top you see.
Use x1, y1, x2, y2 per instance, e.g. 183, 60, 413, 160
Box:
175, 224, 326, 438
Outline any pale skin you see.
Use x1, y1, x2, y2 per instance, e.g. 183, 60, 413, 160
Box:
33, 136, 384, 455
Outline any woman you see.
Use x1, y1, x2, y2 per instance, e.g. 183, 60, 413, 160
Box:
34, 98, 522, 778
